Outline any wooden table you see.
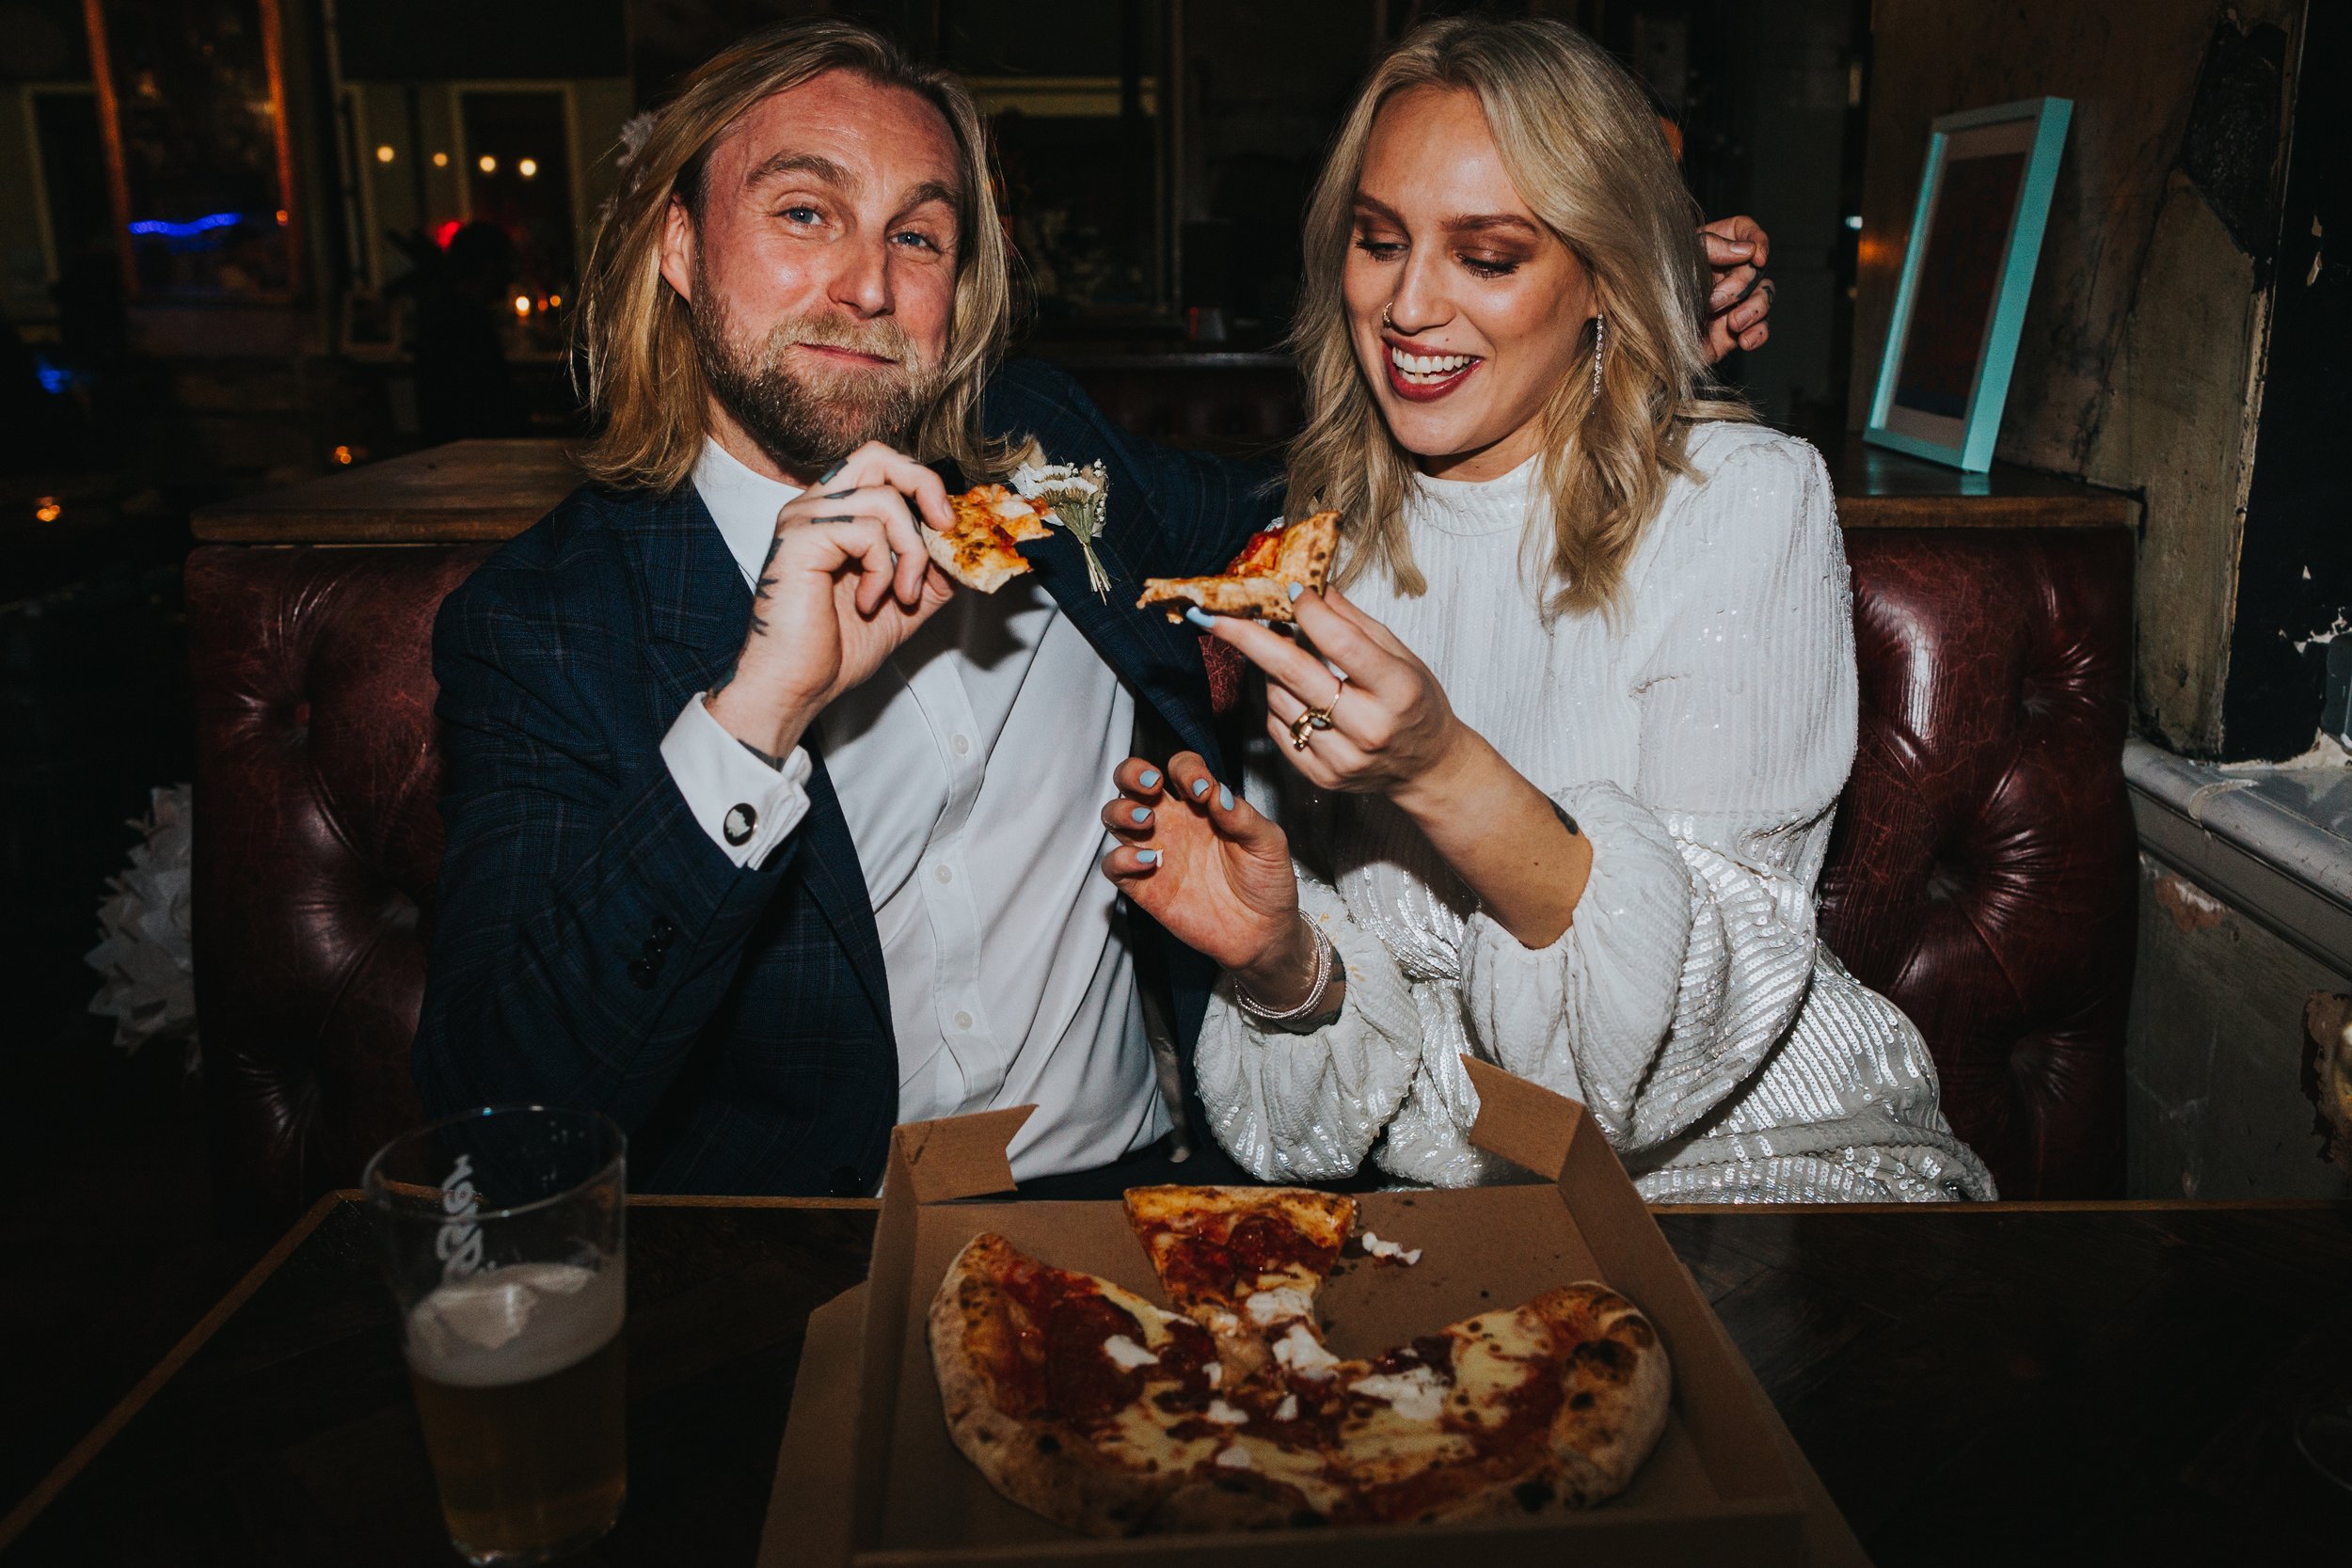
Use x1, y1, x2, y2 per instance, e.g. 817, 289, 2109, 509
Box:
187, 432, 2129, 546
5, 1198, 2344, 1566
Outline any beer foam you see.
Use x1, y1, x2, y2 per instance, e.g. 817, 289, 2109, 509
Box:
405, 1260, 625, 1387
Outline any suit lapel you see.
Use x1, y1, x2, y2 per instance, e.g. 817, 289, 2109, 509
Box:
1010, 479, 1229, 772
630, 485, 894, 1030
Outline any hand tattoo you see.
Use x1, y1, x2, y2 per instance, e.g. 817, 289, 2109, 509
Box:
736, 736, 787, 770
748, 535, 783, 638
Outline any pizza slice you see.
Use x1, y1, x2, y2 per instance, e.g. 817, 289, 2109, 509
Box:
1121, 1185, 1354, 1381
923, 483, 1056, 593
1135, 510, 1339, 624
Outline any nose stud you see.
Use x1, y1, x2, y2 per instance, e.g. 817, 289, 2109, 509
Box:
1381, 302, 1393, 330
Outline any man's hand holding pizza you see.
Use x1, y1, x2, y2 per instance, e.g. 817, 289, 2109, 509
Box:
705, 439, 956, 766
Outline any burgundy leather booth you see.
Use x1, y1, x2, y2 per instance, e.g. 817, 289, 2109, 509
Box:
187, 511, 2135, 1223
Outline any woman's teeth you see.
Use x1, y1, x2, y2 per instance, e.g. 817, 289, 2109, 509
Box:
1389, 346, 1477, 383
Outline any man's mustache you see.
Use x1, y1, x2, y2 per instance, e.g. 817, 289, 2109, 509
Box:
754, 314, 922, 373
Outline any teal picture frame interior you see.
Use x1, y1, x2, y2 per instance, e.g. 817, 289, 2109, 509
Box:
1866, 96, 2071, 472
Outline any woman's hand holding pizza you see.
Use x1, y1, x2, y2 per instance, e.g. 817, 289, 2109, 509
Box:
1099, 753, 1321, 1005
1204, 587, 1471, 813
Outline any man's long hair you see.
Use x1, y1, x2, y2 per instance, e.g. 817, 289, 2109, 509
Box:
1286, 16, 1750, 617
577, 21, 1015, 491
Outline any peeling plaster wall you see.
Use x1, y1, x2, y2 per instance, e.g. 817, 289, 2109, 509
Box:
1851, 1, 2303, 752
2129, 854, 2352, 1197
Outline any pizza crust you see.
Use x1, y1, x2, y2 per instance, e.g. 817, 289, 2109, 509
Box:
1136, 510, 1339, 624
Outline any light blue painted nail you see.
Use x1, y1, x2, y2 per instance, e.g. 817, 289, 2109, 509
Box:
1191, 777, 1211, 799
1130, 806, 1152, 824
1138, 768, 1161, 789
1287, 580, 1306, 601
1183, 607, 1218, 628
1136, 848, 1161, 864
1217, 785, 1233, 812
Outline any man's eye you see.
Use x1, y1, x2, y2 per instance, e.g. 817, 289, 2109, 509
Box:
892, 230, 942, 253
781, 205, 822, 225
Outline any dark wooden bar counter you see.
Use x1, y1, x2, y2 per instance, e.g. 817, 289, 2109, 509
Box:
189, 431, 2132, 546
3, 1197, 2343, 1565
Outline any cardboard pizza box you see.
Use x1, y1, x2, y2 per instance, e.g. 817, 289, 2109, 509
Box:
760, 1058, 1870, 1566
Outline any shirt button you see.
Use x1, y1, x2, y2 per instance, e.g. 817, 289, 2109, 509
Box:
954, 1010, 975, 1030
934, 864, 953, 884
951, 733, 971, 756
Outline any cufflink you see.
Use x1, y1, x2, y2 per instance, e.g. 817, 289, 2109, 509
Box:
723, 803, 757, 847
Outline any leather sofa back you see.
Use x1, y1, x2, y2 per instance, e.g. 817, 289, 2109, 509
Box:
188, 524, 2134, 1219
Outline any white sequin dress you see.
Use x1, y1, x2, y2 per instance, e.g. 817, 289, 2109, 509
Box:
1198, 423, 1997, 1203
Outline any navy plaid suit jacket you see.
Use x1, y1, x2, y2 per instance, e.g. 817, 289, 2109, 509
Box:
414, 358, 1278, 1195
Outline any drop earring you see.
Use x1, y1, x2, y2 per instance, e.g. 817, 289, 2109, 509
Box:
1591, 312, 1605, 401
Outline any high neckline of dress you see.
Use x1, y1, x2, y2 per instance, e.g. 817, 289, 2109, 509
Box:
1406, 454, 1538, 537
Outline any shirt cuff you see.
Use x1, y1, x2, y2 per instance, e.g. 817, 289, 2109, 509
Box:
660, 694, 812, 868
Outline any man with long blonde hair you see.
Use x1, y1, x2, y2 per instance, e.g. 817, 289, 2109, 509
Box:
412, 19, 1776, 1197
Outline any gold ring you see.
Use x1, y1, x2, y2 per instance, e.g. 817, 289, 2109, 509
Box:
1308, 670, 1345, 730
1287, 709, 1317, 751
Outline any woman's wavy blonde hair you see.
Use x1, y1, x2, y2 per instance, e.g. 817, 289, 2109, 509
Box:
577, 20, 1016, 492
1286, 15, 1749, 615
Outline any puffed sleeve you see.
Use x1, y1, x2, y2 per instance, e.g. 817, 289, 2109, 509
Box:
1192, 868, 1426, 1181
1456, 436, 1855, 1151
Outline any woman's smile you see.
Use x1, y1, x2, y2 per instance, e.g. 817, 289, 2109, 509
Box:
1382, 336, 1485, 401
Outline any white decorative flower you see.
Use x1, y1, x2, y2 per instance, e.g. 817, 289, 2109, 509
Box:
86, 784, 198, 1067
613, 111, 660, 171
1013, 458, 1113, 598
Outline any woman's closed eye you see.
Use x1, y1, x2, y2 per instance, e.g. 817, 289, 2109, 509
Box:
1353, 235, 1407, 262
1458, 252, 1521, 278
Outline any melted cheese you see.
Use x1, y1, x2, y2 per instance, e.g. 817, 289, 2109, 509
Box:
1359, 1230, 1423, 1265
1273, 1322, 1340, 1380
1245, 1288, 1314, 1326
1098, 1400, 1219, 1476
1446, 1310, 1552, 1428
1348, 1365, 1447, 1422
1101, 1334, 1158, 1370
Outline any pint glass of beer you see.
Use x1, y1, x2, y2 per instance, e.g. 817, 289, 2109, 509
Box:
363, 1107, 627, 1565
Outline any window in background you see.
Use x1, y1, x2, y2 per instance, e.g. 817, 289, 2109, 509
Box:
90, 0, 295, 297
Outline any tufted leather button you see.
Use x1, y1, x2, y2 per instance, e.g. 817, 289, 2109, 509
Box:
628, 956, 657, 989
827, 1165, 866, 1198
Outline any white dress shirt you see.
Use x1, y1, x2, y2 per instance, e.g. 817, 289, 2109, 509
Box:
658, 438, 1168, 1182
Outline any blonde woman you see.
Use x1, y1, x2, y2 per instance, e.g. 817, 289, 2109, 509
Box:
1101, 16, 1994, 1202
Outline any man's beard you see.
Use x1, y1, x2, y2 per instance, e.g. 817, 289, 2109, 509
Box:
690, 269, 942, 477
